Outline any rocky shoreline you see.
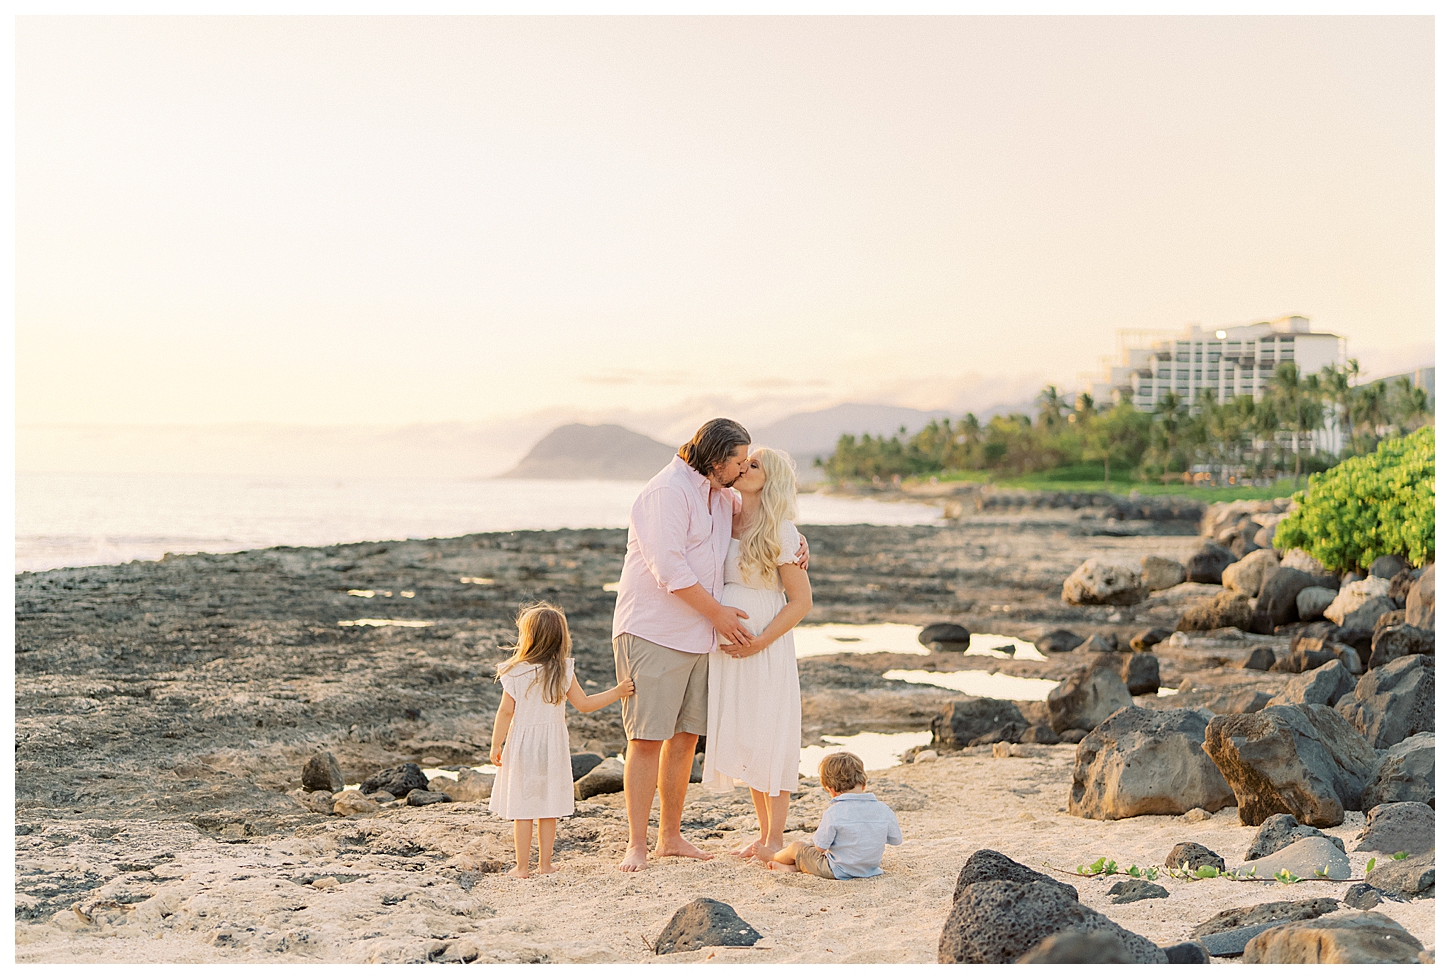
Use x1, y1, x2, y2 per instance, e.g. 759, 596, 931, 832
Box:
14, 500, 1435, 962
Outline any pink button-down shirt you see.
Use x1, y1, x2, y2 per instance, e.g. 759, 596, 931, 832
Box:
612, 455, 740, 654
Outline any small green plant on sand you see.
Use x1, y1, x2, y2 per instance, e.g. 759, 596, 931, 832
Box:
1393, 851, 1409, 860
1275, 869, 1302, 884
1165, 863, 1255, 881
1070, 857, 1156, 880
1366, 857, 1377, 873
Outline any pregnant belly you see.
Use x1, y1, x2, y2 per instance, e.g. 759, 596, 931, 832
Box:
722, 583, 786, 635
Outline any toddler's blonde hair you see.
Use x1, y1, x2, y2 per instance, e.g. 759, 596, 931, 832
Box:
494, 602, 571, 704
819, 751, 867, 793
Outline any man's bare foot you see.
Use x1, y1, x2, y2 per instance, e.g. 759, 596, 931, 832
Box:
731, 839, 766, 858
619, 845, 649, 872
538, 864, 558, 875
509, 867, 530, 879
655, 835, 714, 861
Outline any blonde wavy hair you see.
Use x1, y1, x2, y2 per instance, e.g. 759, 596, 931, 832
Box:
737, 447, 799, 588
495, 602, 571, 704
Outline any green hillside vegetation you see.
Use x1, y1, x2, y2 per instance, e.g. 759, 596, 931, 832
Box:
821, 361, 1432, 499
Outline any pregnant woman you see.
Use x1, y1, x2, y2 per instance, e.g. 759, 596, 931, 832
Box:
701, 447, 813, 860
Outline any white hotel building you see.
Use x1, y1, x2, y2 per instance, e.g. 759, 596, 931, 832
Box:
1091, 315, 1346, 413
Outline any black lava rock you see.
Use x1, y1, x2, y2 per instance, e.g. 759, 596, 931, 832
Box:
654, 898, 761, 954
920, 622, 972, 651
953, 848, 1077, 904
360, 763, 429, 797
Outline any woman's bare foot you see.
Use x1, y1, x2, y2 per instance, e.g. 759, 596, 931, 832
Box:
509, 867, 530, 879
619, 845, 649, 872
655, 834, 714, 862
538, 863, 558, 875
731, 839, 766, 859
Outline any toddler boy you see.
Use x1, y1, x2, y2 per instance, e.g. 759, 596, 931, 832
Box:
766, 752, 902, 879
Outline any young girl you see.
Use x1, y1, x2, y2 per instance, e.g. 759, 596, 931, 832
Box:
489, 602, 634, 878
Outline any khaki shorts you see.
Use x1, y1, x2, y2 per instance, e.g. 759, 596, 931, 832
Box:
795, 843, 837, 880
612, 634, 709, 741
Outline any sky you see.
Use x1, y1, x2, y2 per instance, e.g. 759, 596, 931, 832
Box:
16, 15, 1435, 432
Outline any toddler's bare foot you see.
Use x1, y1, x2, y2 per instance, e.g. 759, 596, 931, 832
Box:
766, 860, 800, 872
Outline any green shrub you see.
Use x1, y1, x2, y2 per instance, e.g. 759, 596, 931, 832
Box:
1274, 427, 1434, 573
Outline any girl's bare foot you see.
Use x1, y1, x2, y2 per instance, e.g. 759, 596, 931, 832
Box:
509, 867, 530, 879
538, 864, 558, 875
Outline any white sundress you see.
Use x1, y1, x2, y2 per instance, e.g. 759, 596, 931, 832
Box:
489, 659, 575, 821
701, 519, 803, 797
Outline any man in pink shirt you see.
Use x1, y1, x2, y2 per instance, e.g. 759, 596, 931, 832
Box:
611, 418, 760, 873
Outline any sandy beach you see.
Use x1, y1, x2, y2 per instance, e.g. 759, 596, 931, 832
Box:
15, 496, 1435, 962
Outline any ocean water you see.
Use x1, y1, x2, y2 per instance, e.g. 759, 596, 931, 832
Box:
15, 473, 943, 573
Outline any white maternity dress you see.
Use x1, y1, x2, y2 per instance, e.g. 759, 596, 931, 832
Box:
701, 520, 802, 796
488, 659, 575, 821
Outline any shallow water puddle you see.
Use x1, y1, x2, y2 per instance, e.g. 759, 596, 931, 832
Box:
798, 730, 934, 776
336, 618, 435, 628
794, 623, 1046, 661
883, 669, 1062, 701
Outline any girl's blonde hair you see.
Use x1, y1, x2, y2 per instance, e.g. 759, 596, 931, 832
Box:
494, 602, 571, 704
737, 447, 799, 588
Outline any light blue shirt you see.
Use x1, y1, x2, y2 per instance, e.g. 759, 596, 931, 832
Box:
812, 791, 903, 879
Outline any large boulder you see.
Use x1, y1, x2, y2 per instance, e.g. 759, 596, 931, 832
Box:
1242, 912, 1424, 963
359, 763, 429, 798
1140, 556, 1186, 592
1364, 850, 1435, 900
931, 699, 1029, 749
1369, 555, 1409, 580
1256, 568, 1338, 631
1224, 549, 1280, 598
1368, 615, 1434, 670
570, 752, 605, 782
1202, 703, 1380, 827
1236, 836, 1350, 879
1355, 801, 1436, 856
1404, 562, 1434, 629
1186, 543, 1236, 585
1324, 577, 1392, 625
1061, 559, 1149, 606
952, 848, 1077, 904
1266, 660, 1356, 708
1336, 655, 1435, 750
1191, 898, 1342, 958
302, 750, 345, 793
1333, 596, 1399, 648
574, 757, 625, 800
1046, 669, 1133, 734
939, 880, 1165, 964
1296, 586, 1338, 621
1177, 590, 1254, 633
1280, 548, 1329, 576
1069, 706, 1234, 819
1120, 653, 1160, 695
1243, 812, 1346, 862
654, 898, 761, 954
1360, 734, 1434, 811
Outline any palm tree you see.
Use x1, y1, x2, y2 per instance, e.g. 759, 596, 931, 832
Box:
1036, 385, 1069, 431
1267, 362, 1321, 486
1319, 359, 1360, 456
1389, 377, 1432, 433
1354, 380, 1391, 449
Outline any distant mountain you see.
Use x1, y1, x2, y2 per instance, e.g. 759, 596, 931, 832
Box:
750, 403, 951, 469
502, 423, 677, 481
